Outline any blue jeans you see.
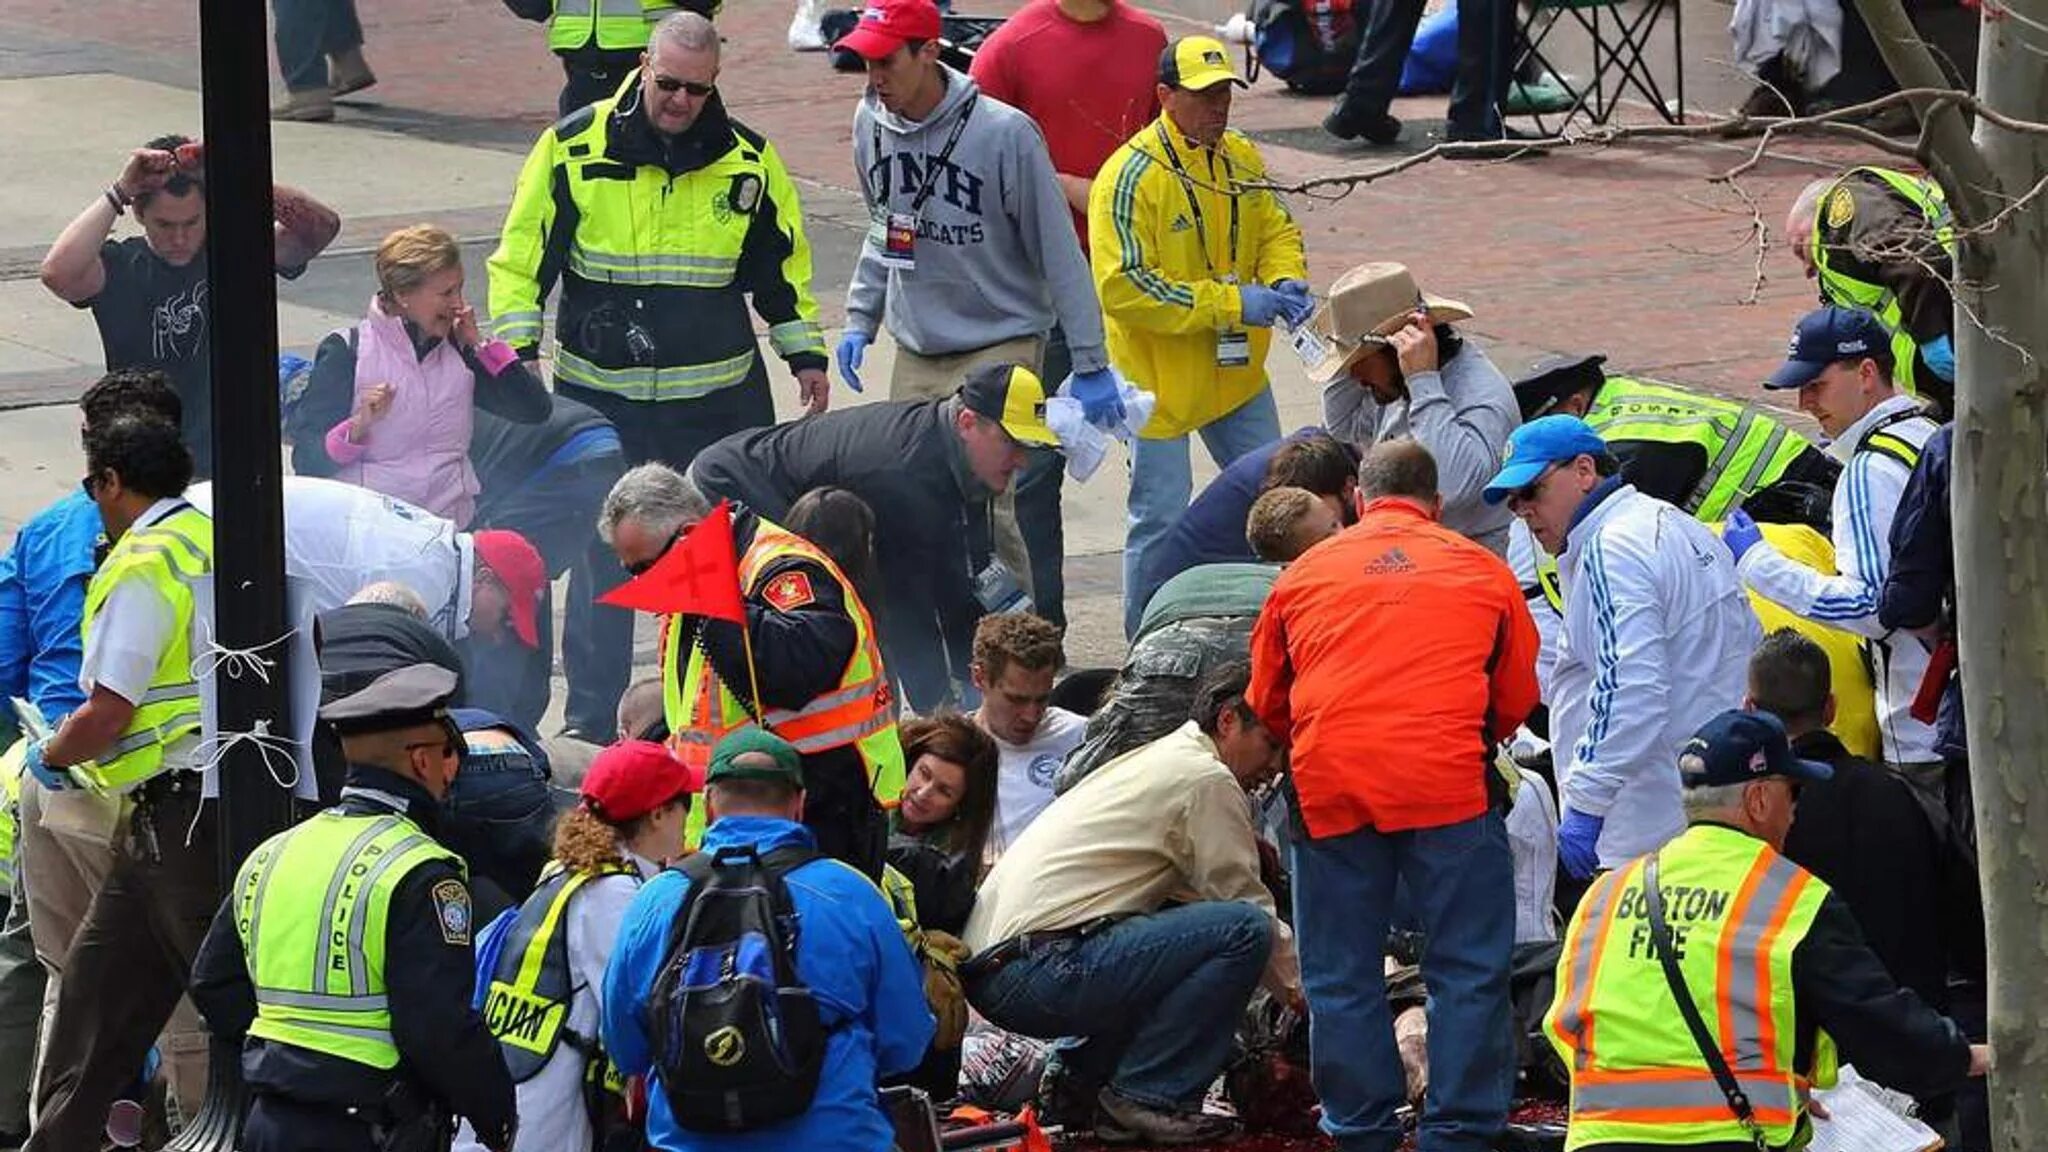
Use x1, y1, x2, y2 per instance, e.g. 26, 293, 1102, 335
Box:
1290, 812, 1515, 1152
967, 902, 1272, 1108
1123, 387, 1281, 637
272, 0, 363, 91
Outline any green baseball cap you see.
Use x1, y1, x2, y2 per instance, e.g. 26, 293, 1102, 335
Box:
706, 728, 805, 787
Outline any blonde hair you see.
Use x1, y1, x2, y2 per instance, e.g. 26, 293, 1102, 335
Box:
375, 224, 462, 301
1246, 486, 1322, 562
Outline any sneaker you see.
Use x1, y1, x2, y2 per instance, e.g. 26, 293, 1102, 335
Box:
329, 48, 378, 98
1094, 1088, 1241, 1146
788, 0, 827, 50
1323, 105, 1403, 145
271, 88, 335, 122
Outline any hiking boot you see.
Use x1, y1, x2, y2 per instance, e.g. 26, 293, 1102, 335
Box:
1094, 1088, 1241, 1146
1323, 104, 1402, 145
271, 88, 335, 122
1033, 1062, 1100, 1132
329, 48, 378, 97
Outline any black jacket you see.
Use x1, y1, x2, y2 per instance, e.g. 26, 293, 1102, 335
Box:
189, 767, 518, 1148
470, 391, 618, 504
1879, 422, 1963, 759
1606, 438, 1840, 533
689, 398, 986, 711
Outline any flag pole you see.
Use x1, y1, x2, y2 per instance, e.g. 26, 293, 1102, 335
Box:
739, 610, 767, 724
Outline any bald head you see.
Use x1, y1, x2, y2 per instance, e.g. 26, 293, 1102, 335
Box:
1358, 439, 1440, 503
1786, 178, 1833, 275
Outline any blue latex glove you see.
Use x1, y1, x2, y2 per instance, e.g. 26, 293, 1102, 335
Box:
1723, 507, 1764, 564
23, 740, 69, 792
835, 331, 870, 393
1067, 367, 1126, 429
1271, 279, 1316, 328
1558, 808, 1604, 880
1238, 285, 1290, 329
1922, 334, 1956, 382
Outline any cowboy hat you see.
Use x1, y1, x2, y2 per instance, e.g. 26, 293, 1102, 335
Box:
1305, 262, 1474, 384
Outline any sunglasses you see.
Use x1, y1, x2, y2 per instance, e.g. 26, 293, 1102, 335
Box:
404, 716, 464, 761
1507, 463, 1561, 506
80, 472, 104, 497
627, 525, 685, 577
652, 75, 716, 97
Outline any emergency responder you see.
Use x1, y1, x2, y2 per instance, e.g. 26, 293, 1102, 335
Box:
500, 0, 718, 117
19, 414, 214, 1152
1546, 709, 1987, 1151
1512, 352, 1840, 531
1726, 307, 1947, 824
1787, 166, 1956, 413
189, 657, 518, 1152
598, 463, 903, 877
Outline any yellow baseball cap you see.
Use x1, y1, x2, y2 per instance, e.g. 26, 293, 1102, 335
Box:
1159, 36, 1246, 91
958, 363, 1059, 447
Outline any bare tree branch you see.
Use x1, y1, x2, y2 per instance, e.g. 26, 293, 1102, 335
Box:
1849, 0, 2000, 222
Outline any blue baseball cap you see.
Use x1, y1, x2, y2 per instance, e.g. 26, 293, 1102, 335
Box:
1764, 306, 1894, 390
1482, 415, 1608, 505
1678, 710, 1834, 788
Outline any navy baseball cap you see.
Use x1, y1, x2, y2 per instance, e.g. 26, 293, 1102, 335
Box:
1677, 710, 1834, 788
1764, 307, 1894, 390
1482, 415, 1608, 505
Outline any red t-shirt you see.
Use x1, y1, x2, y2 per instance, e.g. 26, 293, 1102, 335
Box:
969, 0, 1168, 244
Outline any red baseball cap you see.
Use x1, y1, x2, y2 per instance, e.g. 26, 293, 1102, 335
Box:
582, 740, 702, 823
834, 0, 943, 60
472, 529, 546, 649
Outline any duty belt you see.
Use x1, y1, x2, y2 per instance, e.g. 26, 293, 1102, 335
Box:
960, 914, 1134, 982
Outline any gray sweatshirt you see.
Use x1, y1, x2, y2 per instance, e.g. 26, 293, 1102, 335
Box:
845, 66, 1108, 373
1322, 342, 1520, 555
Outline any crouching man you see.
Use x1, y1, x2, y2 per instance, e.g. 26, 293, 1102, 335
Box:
961, 661, 1298, 1146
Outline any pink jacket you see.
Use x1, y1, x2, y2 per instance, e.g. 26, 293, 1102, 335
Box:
329, 296, 481, 527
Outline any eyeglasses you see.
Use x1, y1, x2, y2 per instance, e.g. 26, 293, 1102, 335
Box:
653, 75, 716, 96
627, 525, 685, 577
405, 716, 463, 761
1506, 463, 1561, 506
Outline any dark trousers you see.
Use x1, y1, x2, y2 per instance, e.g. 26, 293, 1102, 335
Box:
244, 1093, 380, 1152
273, 0, 363, 91
1012, 327, 1072, 628
803, 753, 888, 881
1342, 0, 1511, 137
27, 786, 217, 1152
558, 366, 778, 734
471, 452, 631, 736
560, 52, 640, 117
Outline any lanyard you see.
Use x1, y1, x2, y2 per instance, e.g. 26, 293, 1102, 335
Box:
874, 94, 979, 218
1156, 124, 1239, 281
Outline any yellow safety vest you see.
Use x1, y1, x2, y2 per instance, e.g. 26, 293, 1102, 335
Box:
548, 0, 674, 54
1547, 824, 1838, 1150
1811, 167, 1953, 402
76, 504, 213, 796
481, 860, 638, 1083
1586, 377, 1815, 523
664, 520, 904, 845
0, 741, 22, 893
234, 810, 462, 1069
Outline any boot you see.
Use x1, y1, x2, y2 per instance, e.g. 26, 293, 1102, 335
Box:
1093, 1088, 1241, 1146
271, 88, 335, 122
1323, 103, 1403, 145
329, 47, 378, 98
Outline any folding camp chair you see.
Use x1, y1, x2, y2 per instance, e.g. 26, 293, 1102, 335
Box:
1511, 0, 1685, 132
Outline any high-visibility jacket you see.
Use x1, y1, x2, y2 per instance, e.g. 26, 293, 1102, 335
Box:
1546, 824, 1838, 1150
234, 811, 462, 1069
488, 90, 827, 404
480, 861, 638, 1083
547, 0, 674, 55
1586, 377, 1815, 523
76, 503, 213, 796
1088, 113, 1307, 440
0, 742, 22, 893
664, 520, 904, 843
1811, 167, 1954, 403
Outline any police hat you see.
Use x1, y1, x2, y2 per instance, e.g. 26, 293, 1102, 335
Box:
317, 663, 459, 735
1511, 353, 1608, 422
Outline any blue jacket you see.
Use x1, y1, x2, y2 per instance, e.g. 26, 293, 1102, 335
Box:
0, 491, 101, 726
1131, 429, 1321, 625
602, 816, 934, 1152
1879, 423, 1962, 758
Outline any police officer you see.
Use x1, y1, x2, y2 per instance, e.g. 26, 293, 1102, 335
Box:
20, 413, 219, 1152
190, 654, 517, 1152
1512, 352, 1840, 532
501, 0, 718, 117
1545, 710, 1985, 1151
1787, 166, 1956, 413
598, 463, 903, 877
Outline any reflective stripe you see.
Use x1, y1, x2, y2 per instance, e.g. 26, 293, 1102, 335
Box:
1731, 425, 1789, 504
345, 832, 435, 992
257, 988, 390, 1013
135, 524, 211, 568
1550, 865, 1631, 1070
768, 319, 825, 357
1599, 409, 1738, 436
555, 0, 590, 14
494, 311, 544, 343
104, 712, 200, 760
1686, 408, 1757, 514
785, 709, 893, 753
567, 245, 738, 288
138, 681, 197, 705
552, 346, 756, 403
280, 1018, 401, 1045
1573, 1071, 1796, 1125
312, 817, 404, 993
761, 679, 880, 724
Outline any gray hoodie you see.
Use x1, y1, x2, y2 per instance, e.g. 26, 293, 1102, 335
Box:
846, 66, 1108, 374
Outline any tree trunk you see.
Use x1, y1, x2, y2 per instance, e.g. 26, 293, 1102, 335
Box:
1952, 0, 2048, 1143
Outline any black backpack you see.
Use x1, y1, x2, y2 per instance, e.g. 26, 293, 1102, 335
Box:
647, 844, 828, 1132
1249, 0, 1361, 95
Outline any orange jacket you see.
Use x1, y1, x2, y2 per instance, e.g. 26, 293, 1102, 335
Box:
1248, 498, 1541, 837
